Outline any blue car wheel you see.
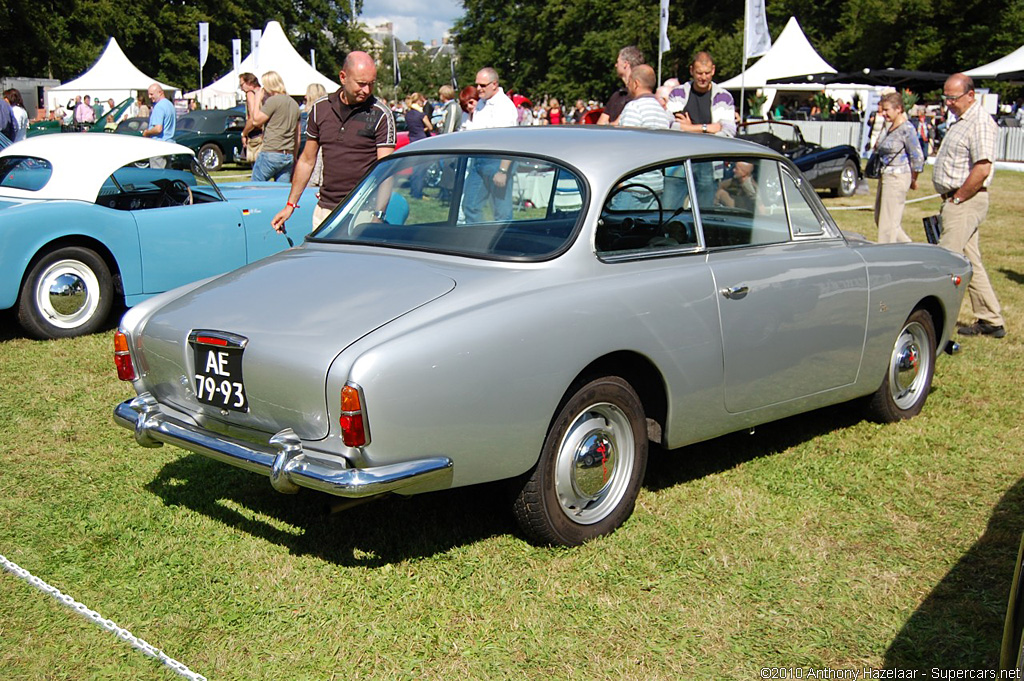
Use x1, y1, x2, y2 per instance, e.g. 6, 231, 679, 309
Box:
18, 247, 114, 339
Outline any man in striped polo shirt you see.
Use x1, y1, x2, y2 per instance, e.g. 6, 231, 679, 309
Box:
611, 65, 673, 211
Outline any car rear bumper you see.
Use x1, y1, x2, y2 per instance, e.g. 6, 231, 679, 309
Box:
114, 393, 453, 498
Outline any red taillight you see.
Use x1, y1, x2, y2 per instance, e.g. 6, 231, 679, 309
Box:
114, 331, 136, 381
951, 274, 963, 286
340, 384, 368, 447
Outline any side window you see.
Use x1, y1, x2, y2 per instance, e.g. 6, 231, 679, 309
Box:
782, 170, 827, 236
692, 158, 790, 248
596, 162, 698, 255
0, 156, 53, 191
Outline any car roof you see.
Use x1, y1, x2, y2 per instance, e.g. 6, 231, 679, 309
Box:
398, 126, 780, 173
0, 134, 195, 201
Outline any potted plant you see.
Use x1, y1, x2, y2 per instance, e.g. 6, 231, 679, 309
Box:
747, 92, 768, 120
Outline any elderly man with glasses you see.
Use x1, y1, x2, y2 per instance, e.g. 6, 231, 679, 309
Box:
461, 67, 519, 223
932, 73, 1006, 339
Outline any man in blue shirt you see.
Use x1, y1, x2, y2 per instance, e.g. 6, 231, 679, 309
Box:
141, 83, 177, 168
142, 83, 175, 141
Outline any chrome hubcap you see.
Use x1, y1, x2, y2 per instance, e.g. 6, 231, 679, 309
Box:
841, 166, 856, 193
35, 259, 100, 329
889, 321, 930, 409
554, 403, 635, 525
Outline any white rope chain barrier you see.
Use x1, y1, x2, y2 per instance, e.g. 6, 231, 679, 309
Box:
829, 192, 943, 211
0, 553, 207, 681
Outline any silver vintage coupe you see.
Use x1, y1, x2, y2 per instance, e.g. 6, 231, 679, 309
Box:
114, 127, 971, 546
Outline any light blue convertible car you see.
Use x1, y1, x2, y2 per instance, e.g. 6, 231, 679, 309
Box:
0, 134, 316, 338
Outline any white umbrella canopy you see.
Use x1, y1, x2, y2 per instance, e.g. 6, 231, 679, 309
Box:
194, 21, 341, 109
45, 37, 178, 111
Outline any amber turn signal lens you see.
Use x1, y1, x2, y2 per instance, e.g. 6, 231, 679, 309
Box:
341, 385, 361, 412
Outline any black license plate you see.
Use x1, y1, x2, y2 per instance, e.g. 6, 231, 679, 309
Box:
190, 331, 249, 412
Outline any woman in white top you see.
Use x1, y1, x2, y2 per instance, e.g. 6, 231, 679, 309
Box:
3, 89, 29, 141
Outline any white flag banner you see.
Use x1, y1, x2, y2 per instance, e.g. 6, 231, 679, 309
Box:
659, 0, 671, 54
392, 33, 401, 87
232, 39, 241, 73
250, 29, 262, 71
198, 22, 209, 69
744, 0, 771, 61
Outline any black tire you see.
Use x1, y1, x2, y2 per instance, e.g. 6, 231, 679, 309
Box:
866, 309, 936, 423
199, 144, 224, 172
513, 376, 648, 546
17, 247, 114, 339
832, 159, 859, 197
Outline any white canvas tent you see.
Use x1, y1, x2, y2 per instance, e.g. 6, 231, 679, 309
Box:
45, 37, 178, 111
719, 17, 836, 90
718, 17, 876, 119
194, 21, 340, 109
965, 45, 1024, 79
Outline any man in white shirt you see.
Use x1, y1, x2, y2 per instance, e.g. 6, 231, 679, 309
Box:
462, 67, 519, 223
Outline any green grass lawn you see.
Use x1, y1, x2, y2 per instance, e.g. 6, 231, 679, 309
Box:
1, 166, 1022, 679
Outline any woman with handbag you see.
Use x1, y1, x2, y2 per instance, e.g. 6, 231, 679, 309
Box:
873, 92, 926, 242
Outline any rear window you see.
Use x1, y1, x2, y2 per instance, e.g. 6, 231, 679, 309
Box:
311, 153, 586, 260
0, 156, 53, 192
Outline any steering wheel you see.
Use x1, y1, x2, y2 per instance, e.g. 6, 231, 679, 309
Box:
607, 182, 664, 227
171, 180, 194, 205
155, 178, 193, 207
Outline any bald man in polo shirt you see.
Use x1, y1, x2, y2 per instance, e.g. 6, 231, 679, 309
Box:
272, 51, 396, 232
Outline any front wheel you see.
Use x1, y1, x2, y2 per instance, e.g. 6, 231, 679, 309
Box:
199, 143, 224, 172
17, 247, 114, 339
833, 159, 859, 197
866, 309, 936, 422
513, 376, 648, 546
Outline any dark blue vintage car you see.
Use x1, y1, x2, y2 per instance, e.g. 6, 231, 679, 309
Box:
738, 121, 861, 197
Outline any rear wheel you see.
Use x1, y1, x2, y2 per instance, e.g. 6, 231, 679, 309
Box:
513, 376, 648, 546
866, 309, 936, 422
17, 247, 114, 339
833, 159, 859, 197
199, 144, 224, 172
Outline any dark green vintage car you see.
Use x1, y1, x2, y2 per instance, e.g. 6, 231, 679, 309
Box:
173, 108, 248, 172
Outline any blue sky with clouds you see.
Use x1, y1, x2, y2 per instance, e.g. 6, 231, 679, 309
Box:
360, 0, 463, 46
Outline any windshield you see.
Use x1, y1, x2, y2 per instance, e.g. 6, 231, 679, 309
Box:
311, 153, 586, 260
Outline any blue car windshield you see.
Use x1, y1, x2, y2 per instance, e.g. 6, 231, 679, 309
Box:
310, 153, 586, 261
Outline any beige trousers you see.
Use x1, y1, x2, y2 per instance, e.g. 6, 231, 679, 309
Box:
312, 204, 332, 230
939, 192, 1005, 326
874, 172, 913, 243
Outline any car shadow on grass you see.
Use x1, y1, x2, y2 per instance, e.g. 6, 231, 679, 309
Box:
644, 401, 865, 492
146, 453, 519, 566
144, 401, 870, 564
883, 476, 1024, 670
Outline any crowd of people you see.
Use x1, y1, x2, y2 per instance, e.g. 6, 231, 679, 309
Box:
3, 43, 1007, 339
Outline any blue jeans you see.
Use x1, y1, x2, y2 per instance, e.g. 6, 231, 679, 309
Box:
251, 151, 293, 182
463, 158, 513, 223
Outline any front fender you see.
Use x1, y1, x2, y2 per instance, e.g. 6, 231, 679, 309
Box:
0, 200, 141, 309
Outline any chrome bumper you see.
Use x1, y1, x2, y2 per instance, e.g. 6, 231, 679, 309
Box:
114, 393, 453, 498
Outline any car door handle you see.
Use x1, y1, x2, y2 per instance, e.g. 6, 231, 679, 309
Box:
720, 285, 749, 300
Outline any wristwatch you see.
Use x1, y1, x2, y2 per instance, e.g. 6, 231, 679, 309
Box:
952, 196, 962, 205
372, 210, 386, 220
701, 124, 708, 133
